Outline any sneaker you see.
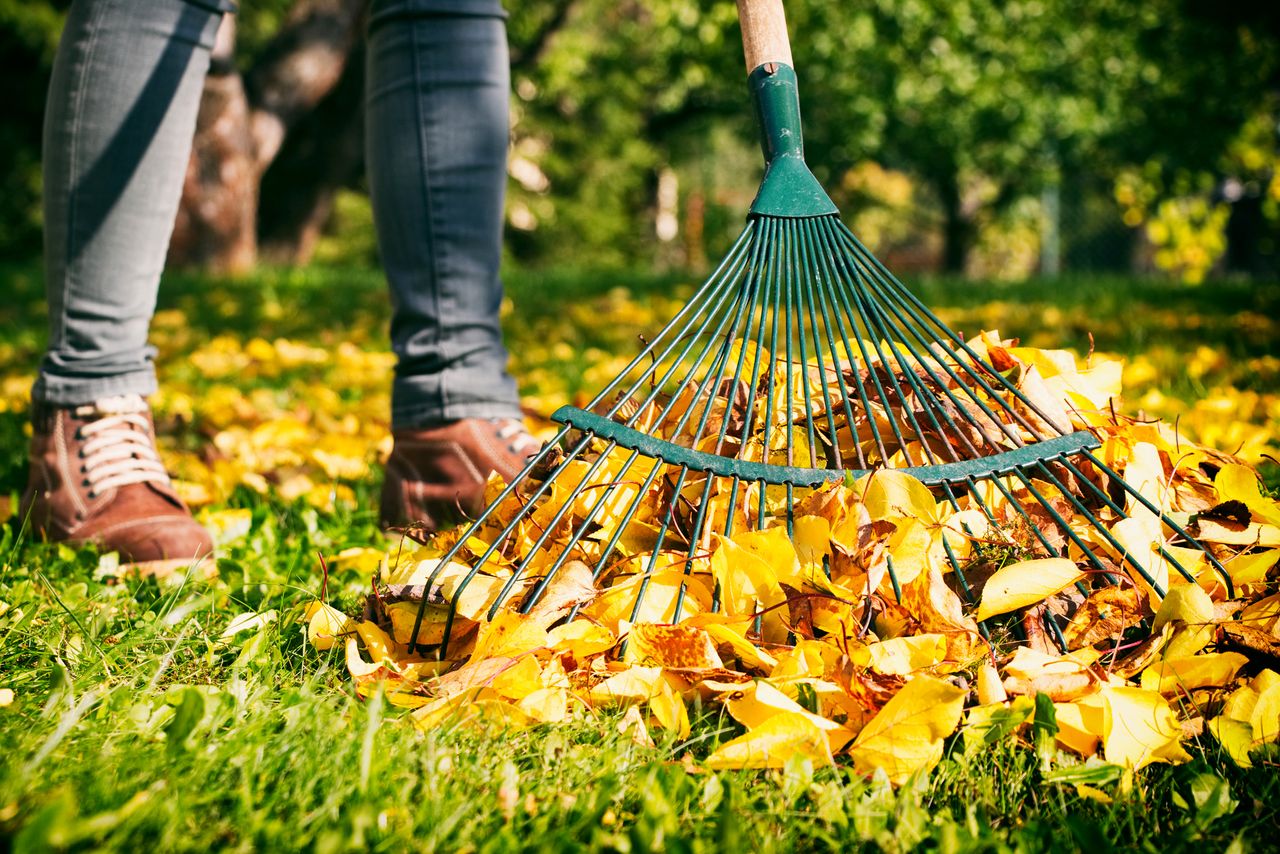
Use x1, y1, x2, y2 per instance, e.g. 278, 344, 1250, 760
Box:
380, 417, 541, 533
19, 395, 213, 574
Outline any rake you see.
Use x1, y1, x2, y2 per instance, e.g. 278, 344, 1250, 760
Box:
401, 0, 1230, 657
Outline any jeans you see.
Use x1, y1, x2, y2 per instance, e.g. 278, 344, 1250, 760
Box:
35, 0, 522, 429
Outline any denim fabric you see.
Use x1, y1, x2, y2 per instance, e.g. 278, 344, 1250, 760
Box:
37, 0, 521, 428
35, 0, 223, 405
366, 0, 521, 427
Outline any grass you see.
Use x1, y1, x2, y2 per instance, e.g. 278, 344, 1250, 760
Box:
1, 262, 1279, 851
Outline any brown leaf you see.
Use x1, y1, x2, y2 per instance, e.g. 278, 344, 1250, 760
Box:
1003, 670, 1100, 702
523, 560, 597, 627
1063, 587, 1147, 650
1218, 622, 1280, 664
625, 624, 723, 669
1110, 631, 1168, 679
1022, 605, 1060, 657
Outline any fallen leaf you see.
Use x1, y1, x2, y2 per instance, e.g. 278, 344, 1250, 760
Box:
705, 711, 836, 770
975, 558, 1086, 621
1099, 687, 1191, 769
847, 675, 967, 784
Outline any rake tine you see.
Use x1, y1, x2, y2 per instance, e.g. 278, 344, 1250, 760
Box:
802, 219, 867, 469
1077, 450, 1231, 592
795, 220, 846, 467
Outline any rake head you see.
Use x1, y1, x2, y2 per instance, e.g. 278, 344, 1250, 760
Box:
388, 8, 1231, 660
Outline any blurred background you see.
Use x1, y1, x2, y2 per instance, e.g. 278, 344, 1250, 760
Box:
2, 0, 1279, 283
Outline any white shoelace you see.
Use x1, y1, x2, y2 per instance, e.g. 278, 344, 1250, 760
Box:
492, 418, 541, 457
74, 395, 171, 498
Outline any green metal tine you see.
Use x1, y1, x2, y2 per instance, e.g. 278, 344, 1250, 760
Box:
786, 220, 824, 467
794, 220, 846, 468
1077, 450, 1231, 586
817, 226, 928, 463
801, 218, 867, 469
835, 223, 1070, 440
825, 219, 1027, 453
838, 249, 946, 466
805, 216, 887, 465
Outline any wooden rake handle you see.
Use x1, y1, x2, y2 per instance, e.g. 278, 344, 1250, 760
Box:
736, 0, 794, 73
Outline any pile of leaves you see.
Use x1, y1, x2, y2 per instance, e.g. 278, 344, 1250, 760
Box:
305, 333, 1280, 782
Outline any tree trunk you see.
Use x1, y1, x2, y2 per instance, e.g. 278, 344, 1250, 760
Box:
169, 0, 367, 271
169, 16, 257, 273
258, 43, 366, 265
937, 172, 972, 276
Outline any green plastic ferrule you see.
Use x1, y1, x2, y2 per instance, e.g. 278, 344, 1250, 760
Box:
747, 63, 838, 219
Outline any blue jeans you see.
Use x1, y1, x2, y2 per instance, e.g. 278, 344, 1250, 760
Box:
35, 0, 522, 429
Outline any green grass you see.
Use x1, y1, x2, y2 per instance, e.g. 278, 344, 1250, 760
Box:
2, 263, 1279, 850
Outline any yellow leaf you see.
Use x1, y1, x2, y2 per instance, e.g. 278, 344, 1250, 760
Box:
518, 687, 570, 723
1075, 784, 1115, 804
1224, 550, 1279, 586
724, 681, 852, 753
625, 623, 723, 669
1139, 652, 1247, 695
1207, 716, 1255, 768
694, 618, 779, 672
729, 528, 802, 584
487, 654, 544, 701
1099, 687, 1191, 769
1216, 464, 1280, 527
710, 534, 787, 643
976, 663, 1008, 705
1251, 681, 1280, 744
584, 567, 711, 632
303, 601, 351, 651
221, 610, 277, 640
858, 469, 940, 525
546, 619, 616, 661
354, 621, 397, 664
848, 675, 967, 785
649, 680, 691, 738
469, 610, 549, 664
1110, 514, 1169, 602
328, 547, 386, 574
792, 515, 832, 567
587, 666, 664, 705
200, 508, 253, 546
1054, 696, 1105, 756
975, 558, 1085, 621
1123, 442, 1168, 521
705, 711, 836, 770
769, 640, 834, 681
852, 634, 949, 676
1152, 584, 1216, 658
384, 600, 475, 647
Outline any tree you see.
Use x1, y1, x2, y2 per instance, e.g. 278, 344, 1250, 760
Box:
169, 0, 366, 272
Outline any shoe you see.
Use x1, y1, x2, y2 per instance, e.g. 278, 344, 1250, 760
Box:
19, 395, 214, 575
380, 417, 541, 533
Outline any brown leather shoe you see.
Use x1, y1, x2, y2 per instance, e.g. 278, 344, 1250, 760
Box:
19, 395, 214, 575
380, 417, 541, 533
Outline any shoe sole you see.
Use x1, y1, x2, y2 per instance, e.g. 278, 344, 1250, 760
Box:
121, 553, 217, 580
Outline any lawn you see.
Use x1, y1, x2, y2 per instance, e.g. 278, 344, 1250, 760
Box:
1, 264, 1278, 851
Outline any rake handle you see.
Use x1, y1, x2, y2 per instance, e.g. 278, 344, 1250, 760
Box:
736, 0, 794, 73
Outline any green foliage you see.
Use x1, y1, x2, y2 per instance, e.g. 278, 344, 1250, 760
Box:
3, 1, 1278, 271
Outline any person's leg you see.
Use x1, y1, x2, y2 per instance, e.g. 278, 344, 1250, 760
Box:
37, 0, 229, 405
22, 0, 228, 569
366, 1, 537, 531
